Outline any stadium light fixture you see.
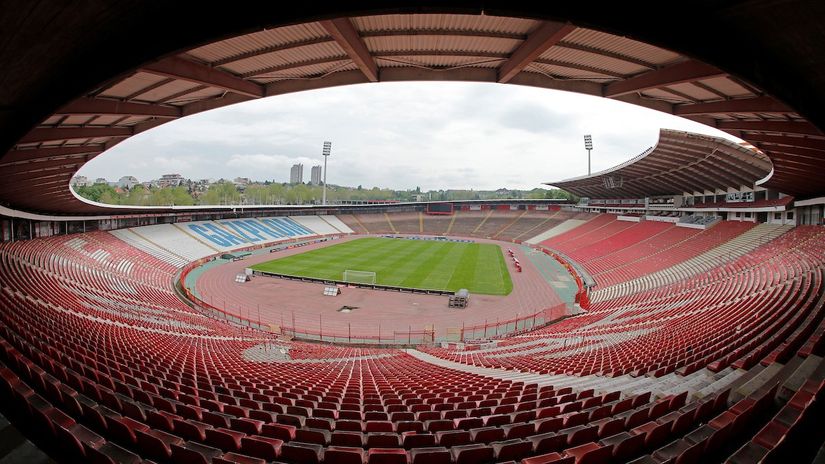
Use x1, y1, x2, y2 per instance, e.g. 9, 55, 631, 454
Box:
322, 141, 332, 206
583, 134, 593, 176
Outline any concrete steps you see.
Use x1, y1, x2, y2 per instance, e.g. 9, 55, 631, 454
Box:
513, 211, 560, 241
731, 356, 804, 403
525, 219, 587, 245
778, 354, 824, 402
493, 211, 527, 239
408, 349, 743, 401
470, 210, 494, 235
0, 412, 54, 464
383, 213, 398, 234
695, 368, 746, 399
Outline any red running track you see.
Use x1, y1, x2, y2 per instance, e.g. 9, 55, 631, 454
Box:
194, 236, 566, 340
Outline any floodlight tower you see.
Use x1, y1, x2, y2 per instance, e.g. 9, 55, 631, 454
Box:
583, 134, 593, 176
321, 141, 332, 205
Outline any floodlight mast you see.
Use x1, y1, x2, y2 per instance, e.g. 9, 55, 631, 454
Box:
583, 134, 593, 176
322, 141, 332, 205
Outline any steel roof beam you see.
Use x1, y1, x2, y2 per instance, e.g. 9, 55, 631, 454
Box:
604, 60, 725, 98
142, 56, 264, 98
56, 98, 181, 118
242, 55, 351, 79
717, 120, 822, 136
214, 29, 528, 69
703, 152, 768, 183
657, 139, 772, 173
498, 21, 576, 83
0, 158, 82, 174
212, 37, 336, 67
745, 133, 825, 152
680, 161, 747, 190
121, 77, 176, 101
674, 96, 793, 116
555, 42, 656, 70
657, 170, 719, 193
320, 18, 379, 82
0, 170, 72, 184
654, 147, 762, 187
532, 59, 625, 78
612, 183, 649, 198
360, 28, 526, 41
622, 178, 676, 197
18, 127, 132, 144
156, 84, 209, 104
757, 144, 825, 162
2, 146, 102, 164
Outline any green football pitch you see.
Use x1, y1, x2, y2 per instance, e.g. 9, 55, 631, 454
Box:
251, 237, 513, 295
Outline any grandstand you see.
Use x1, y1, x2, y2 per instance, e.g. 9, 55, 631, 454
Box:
1, 4, 825, 464
0, 218, 823, 463
334, 208, 575, 243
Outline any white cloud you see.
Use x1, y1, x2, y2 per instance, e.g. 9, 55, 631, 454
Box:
78, 81, 742, 190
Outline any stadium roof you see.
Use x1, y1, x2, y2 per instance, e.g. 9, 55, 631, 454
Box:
1, 3, 824, 215
548, 129, 773, 198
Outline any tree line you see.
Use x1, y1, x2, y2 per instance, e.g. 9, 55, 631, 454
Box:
73, 181, 576, 206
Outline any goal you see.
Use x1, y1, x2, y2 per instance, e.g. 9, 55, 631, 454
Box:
342, 270, 377, 285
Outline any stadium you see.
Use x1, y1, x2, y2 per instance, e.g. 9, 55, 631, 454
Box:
0, 3, 824, 464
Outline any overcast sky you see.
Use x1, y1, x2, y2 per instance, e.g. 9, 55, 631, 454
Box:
78, 82, 741, 191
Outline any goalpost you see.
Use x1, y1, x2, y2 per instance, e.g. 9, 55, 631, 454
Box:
342, 270, 377, 285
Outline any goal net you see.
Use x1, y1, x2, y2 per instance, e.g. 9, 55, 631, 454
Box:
342, 270, 377, 285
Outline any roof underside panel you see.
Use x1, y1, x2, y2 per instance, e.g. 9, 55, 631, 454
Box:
561, 28, 682, 67
699, 76, 754, 98
220, 42, 347, 76
254, 60, 358, 82
376, 54, 504, 69
539, 46, 650, 76
364, 35, 522, 56
186, 22, 331, 64
98, 72, 170, 99
664, 81, 720, 100
1, 11, 822, 214
548, 129, 774, 198
132, 80, 205, 103
350, 14, 538, 35
525, 62, 617, 80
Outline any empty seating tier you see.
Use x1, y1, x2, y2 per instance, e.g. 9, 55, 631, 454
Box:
0, 222, 823, 463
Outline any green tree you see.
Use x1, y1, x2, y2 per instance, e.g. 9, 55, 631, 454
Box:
73, 184, 119, 203
200, 182, 240, 205
244, 185, 268, 205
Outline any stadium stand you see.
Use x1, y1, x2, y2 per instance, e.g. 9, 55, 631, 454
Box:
0, 218, 823, 463
533, 215, 786, 296
539, 215, 626, 251
290, 216, 344, 236
526, 218, 592, 245
424, 226, 824, 374
109, 228, 192, 268
335, 210, 574, 243
422, 214, 455, 236
503, 210, 564, 242
592, 223, 791, 301
336, 215, 371, 235
320, 216, 355, 235
2, 2, 825, 461
113, 224, 218, 266
443, 211, 489, 237
565, 221, 673, 264
109, 217, 329, 267
468, 210, 523, 239
386, 213, 421, 234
